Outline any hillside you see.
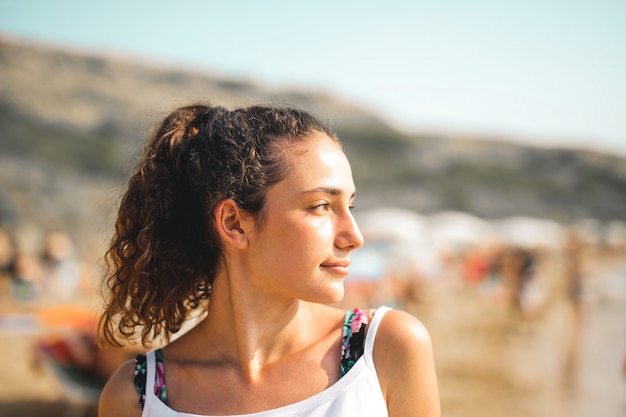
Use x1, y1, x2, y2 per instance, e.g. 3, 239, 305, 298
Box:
1, 36, 625, 256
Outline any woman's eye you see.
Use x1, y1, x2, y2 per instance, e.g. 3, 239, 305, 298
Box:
310, 202, 330, 211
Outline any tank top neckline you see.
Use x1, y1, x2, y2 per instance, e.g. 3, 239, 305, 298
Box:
143, 306, 391, 417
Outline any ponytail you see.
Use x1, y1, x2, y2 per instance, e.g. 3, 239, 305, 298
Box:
101, 105, 219, 347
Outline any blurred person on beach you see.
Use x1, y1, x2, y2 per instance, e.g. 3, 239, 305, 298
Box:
562, 229, 586, 383
0, 227, 16, 296
41, 232, 80, 301
98, 103, 440, 417
9, 252, 42, 302
501, 246, 535, 314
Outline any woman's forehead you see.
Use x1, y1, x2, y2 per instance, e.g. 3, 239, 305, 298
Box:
282, 133, 345, 167
275, 135, 354, 193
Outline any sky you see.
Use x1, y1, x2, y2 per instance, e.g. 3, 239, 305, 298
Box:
1, 0, 625, 154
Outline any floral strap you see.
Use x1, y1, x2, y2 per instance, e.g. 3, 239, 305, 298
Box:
340, 308, 368, 377
134, 349, 167, 409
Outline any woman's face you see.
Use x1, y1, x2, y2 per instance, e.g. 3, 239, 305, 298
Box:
244, 133, 364, 304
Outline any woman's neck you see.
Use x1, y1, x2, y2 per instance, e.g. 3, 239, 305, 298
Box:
175, 271, 321, 382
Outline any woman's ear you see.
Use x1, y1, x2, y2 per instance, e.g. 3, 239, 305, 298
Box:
214, 199, 250, 249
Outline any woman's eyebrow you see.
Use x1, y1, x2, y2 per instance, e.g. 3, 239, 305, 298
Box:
301, 187, 356, 199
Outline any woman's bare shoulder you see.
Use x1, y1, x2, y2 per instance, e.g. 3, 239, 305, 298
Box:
376, 309, 432, 349
99, 358, 142, 417
374, 309, 440, 417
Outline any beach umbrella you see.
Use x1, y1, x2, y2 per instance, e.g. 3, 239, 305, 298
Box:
427, 210, 498, 250
354, 207, 429, 244
494, 216, 565, 249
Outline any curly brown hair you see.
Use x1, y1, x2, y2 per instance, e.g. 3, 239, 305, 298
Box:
100, 103, 338, 347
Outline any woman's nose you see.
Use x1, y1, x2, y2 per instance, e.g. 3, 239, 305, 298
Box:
336, 212, 364, 251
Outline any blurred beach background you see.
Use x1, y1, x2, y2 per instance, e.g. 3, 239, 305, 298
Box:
0, 1, 625, 416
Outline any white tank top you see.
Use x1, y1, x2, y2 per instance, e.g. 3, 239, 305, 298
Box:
141, 306, 391, 417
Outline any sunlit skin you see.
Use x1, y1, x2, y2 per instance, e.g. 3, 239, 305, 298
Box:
99, 133, 440, 417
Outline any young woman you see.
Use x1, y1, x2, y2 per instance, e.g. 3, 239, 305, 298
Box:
98, 104, 440, 417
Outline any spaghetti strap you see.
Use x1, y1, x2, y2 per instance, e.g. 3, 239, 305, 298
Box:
364, 306, 392, 360
145, 350, 156, 396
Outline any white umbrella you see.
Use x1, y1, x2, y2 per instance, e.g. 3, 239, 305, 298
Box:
354, 207, 429, 245
494, 216, 565, 250
427, 210, 498, 250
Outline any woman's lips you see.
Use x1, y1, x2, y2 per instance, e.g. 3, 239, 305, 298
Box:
320, 261, 350, 276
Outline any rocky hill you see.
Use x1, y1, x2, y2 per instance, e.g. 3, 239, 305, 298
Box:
1, 36, 625, 256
